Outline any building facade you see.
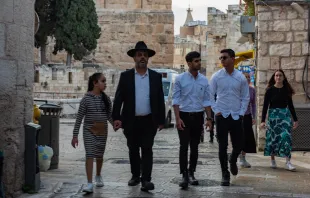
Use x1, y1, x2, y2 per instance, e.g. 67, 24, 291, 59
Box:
206, 5, 254, 79
35, 0, 175, 69
256, 1, 310, 150
0, 0, 35, 197
173, 7, 208, 73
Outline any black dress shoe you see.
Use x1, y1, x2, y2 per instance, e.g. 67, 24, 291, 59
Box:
189, 172, 199, 185
128, 176, 140, 186
141, 181, 155, 191
179, 172, 189, 189
221, 171, 230, 186
209, 138, 213, 143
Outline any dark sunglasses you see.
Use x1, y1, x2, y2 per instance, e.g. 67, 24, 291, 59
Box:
219, 56, 229, 60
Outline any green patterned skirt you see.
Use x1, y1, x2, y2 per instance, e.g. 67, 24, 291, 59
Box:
264, 108, 293, 158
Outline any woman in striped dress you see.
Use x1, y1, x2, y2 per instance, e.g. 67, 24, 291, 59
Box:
71, 73, 113, 193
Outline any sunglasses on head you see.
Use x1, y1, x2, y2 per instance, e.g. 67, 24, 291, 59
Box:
219, 56, 229, 60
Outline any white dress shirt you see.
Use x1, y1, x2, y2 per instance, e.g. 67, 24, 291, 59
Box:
172, 71, 211, 112
210, 68, 250, 120
135, 69, 151, 116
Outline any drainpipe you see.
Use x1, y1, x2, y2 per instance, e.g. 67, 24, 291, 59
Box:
302, 4, 310, 100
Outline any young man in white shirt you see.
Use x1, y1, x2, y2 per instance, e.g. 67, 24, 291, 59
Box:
210, 49, 250, 186
172, 51, 213, 189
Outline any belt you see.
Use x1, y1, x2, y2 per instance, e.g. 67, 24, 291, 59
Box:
180, 111, 204, 116
135, 114, 152, 119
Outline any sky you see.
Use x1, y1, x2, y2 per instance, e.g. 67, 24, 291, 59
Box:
172, 0, 240, 35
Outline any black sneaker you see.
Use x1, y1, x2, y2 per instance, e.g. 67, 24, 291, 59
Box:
189, 172, 199, 185
141, 181, 155, 191
128, 176, 140, 186
221, 171, 230, 186
179, 172, 189, 189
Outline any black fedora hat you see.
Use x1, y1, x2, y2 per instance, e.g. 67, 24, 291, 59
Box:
127, 41, 156, 58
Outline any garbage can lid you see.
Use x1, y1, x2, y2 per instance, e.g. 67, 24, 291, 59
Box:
39, 103, 62, 110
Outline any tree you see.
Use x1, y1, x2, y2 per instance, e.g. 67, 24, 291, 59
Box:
243, 0, 255, 16
35, 0, 56, 64
53, 0, 101, 66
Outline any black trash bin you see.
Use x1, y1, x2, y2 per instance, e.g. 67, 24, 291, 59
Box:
24, 123, 41, 193
38, 104, 62, 170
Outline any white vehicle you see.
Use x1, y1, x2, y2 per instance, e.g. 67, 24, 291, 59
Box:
152, 68, 179, 128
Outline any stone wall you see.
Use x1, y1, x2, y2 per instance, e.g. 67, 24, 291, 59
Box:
174, 25, 208, 72
33, 66, 121, 99
206, 5, 254, 79
0, 0, 35, 197
36, 0, 174, 69
256, 2, 310, 150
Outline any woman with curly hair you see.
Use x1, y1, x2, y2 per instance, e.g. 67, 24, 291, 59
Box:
260, 69, 299, 171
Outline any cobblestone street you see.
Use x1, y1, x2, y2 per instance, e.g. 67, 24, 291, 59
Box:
19, 121, 310, 198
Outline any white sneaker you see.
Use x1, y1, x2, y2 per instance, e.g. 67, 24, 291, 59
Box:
271, 160, 277, 169
95, 175, 104, 187
239, 156, 251, 168
285, 161, 296, 171
83, 183, 93, 193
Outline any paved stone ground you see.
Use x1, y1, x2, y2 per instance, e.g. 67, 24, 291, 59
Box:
19, 120, 310, 198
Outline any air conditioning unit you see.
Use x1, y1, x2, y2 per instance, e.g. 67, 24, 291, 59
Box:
240, 16, 255, 34
292, 104, 310, 151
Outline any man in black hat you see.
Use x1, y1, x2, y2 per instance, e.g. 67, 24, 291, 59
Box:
112, 41, 165, 192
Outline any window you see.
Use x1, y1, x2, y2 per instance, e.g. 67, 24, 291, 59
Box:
68, 72, 73, 84
84, 70, 89, 80
52, 68, 57, 80
34, 70, 39, 83
112, 74, 115, 84
162, 81, 170, 97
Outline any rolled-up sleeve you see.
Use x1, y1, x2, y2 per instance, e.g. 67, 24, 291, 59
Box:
172, 76, 181, 106
203, 80, 211, 107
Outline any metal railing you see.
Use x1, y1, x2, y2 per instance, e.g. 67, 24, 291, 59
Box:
33, 92, 85, 99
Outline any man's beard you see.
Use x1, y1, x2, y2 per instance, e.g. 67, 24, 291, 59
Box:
191, 67, 200, 71
136, 61, 147, 68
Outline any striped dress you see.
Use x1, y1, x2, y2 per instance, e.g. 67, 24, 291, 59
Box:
73, 92, 113, 159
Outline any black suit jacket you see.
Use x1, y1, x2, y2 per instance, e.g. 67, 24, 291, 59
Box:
112, 68, 165, 131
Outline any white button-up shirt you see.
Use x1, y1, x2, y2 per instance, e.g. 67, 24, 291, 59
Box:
210, 68, 250, 120
172, 71, 211, 112
135, 69, 151, 116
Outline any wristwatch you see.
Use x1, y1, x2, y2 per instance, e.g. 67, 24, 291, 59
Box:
206, 118, 213, 121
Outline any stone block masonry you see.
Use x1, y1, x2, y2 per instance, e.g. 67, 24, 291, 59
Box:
37, 0, 174, 69
33, 67, 121, 99
256, 3, 310, 150
95, 10, 174, 69
0, 0, 35, 197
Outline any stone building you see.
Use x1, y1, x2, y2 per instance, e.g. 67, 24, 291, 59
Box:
173, 7, 208, 73
206, 5, 254, 79
35, 0, 174, 69
256, 1, 310, 150
0, 0, 35, 197
33, 65, 120, 99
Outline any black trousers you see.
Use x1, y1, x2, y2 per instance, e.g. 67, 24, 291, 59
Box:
124, 114, 157, 182
242, 114, 257, 153
178, 111, 204, 174
209, 110, 215, 139
215, 114, 243, 173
